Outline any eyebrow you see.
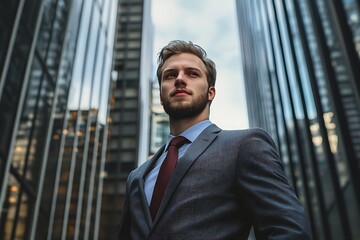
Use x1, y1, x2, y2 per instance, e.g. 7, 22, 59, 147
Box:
163, 67, 202, 74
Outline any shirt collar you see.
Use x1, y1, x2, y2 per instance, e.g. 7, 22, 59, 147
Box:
164, 120, 212, 150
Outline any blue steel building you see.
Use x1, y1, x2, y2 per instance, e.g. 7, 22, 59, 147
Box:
236, 0, 360, 239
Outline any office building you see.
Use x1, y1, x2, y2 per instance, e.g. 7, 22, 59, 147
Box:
0, 0, 117, 239
99, 0, 153, 238
236, 0, 360, 239
150, 80, 169, 155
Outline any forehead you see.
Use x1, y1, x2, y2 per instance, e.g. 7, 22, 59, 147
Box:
162, 53, 207, 72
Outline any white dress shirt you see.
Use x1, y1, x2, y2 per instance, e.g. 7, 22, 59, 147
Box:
144, 120, 212, 205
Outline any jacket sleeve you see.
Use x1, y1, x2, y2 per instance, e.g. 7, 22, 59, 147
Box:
236, 128, 311, 240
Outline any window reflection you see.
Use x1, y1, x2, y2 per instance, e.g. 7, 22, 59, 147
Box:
342, 0, 360, 57
236, 0, 360, 239
0, 0, 118, 238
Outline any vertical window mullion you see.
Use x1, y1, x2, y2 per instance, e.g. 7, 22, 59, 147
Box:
296, 0, 352, 238
271, 0, 319, 237
0, 0, 25, 100
291, 1, 334, 239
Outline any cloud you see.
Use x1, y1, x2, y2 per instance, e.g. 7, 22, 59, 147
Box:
152, 0, 249, 129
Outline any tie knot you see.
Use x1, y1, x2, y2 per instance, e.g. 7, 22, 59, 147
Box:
169, 136, 188, 148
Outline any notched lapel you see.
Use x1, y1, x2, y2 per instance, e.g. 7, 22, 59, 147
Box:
153, 124, 221, 225
138, 145, 166, 227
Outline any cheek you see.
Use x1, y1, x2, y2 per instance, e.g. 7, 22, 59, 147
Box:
160, 82, 170, 92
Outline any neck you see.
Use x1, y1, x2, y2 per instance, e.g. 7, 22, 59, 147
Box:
169, 111, 209, 136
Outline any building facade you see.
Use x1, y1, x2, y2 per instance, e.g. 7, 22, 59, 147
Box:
236, 0, 360, 239
99, 0, 153, 238
150, 80, 169, 156
0, 0, 117, 239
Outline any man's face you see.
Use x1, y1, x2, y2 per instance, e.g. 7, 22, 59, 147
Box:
160, 53, 215, 120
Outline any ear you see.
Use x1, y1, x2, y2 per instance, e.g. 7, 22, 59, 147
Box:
208, 86, 216, 101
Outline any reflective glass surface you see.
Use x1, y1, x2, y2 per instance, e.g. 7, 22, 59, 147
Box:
0, 0, 118, 239
236, 0, 360, 239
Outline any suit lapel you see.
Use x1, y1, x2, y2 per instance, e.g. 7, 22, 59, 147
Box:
137, 145, 166, 228
152, 124, 222, 225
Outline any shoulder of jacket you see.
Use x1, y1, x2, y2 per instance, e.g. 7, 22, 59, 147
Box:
220, 127, 270, 135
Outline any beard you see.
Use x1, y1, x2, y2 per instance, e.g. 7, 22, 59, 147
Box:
162, 91, 209, 120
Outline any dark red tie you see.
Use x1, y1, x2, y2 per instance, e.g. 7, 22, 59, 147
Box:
150, 136, 188, 219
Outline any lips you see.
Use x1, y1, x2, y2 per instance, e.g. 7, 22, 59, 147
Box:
171, 89, 191, 97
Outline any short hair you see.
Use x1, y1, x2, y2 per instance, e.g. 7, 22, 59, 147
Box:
156, 40, 217, 88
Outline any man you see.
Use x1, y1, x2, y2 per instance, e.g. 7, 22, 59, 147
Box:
118, 40, 310, 240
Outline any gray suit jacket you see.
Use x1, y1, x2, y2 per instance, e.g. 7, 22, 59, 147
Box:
118, 125, 310, 240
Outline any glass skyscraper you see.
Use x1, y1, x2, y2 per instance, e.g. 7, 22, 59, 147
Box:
0, 0, 117, 239
236, 0, 360, 239
99, 0, 153, 239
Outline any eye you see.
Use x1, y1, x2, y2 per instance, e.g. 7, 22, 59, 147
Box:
188, 71, 199, 77
164, 71, 177, 79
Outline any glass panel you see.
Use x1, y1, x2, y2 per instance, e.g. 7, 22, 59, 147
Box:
67, 110, 89, 237
267, 0, 304, 196
80, 7, 100, 110
38, 3, 84, 240
0, 0, 118, 238
298, 0, 351, 238
0, 22, 32, 183
285, 0, 326, 238
49, 0, 95, 228
0, 0, 20, 74
237, 0, 360, 239
314, 0, 360, 238
341, 0, 360, 58
98, 47, 111, 124
90, 27, 105, 109
6, 55, 55, 238
67, 0, 92, 110
21, 0, 42, 35
101, 0, 109, 27
51, 110, 77, 238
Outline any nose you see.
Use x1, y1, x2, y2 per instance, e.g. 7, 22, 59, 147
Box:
175, 72, 186, 88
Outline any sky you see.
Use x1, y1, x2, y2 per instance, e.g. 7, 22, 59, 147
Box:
151, 0, 249, 129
